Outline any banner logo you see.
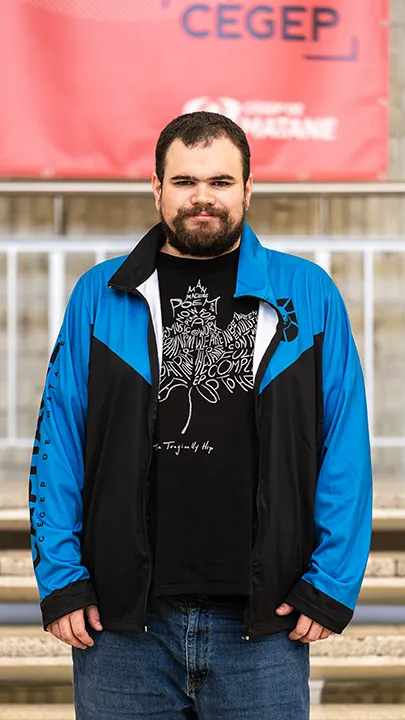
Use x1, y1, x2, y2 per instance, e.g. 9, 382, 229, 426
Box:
183, 97, 338, 141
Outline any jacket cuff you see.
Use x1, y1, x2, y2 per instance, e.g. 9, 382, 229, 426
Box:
284, 578, 353, 634
41, 579, 98, 631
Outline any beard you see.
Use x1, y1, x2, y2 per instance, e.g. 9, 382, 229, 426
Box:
159, 201, 246, 258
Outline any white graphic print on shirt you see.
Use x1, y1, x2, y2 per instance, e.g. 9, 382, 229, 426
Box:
158, 280, 258, 434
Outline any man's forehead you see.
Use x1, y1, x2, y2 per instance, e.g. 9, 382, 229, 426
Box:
165, 137, 243, 175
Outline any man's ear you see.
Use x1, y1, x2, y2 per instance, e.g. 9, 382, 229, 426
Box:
244, 173, 254, 211
151, 172, 162, 212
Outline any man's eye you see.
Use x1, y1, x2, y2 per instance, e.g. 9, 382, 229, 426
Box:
176, 181, 193, 186
213, 181, 230, 187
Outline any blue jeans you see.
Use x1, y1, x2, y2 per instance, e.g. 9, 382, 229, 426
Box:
72, 595, 310, 719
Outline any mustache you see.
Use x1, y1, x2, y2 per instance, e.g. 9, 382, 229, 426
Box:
176, 206, 228, 219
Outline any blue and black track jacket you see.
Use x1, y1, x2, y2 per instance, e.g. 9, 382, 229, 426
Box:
29, 222, 372, 639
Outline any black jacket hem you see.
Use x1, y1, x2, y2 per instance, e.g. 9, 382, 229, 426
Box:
96, 618, 147, 632
284, 578, 353, 634
95, 613, 299, 636
41, 578, 98, 631
248, 614, 299, 637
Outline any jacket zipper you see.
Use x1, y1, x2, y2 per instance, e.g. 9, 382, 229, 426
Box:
137, 290, 160, 633
108, 282, 159, 633
109, 283, 284, 638
242, 300, 284, 640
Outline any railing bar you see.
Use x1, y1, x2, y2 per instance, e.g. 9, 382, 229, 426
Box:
48, 253, 66, 354
0, 240, 134, 253
314, 251, 332, 275
317, 194, 329, 236
95, 250, 107, 266
2, 180, 405, 194
4, 236, 405, 253
6, 251, 18, 441
251, 237, 405, 253
53, 196, 65, 236
0, 438, 33, 448
2, 436, 405, 448
1, 238, 404, 453
371, 438, 405, 447
3, 237, 405, 253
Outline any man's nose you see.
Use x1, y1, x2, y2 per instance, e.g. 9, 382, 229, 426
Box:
190, 183, 215, 206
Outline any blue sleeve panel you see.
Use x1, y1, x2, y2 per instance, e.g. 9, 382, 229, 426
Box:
29, 275, 98, 616
285, 283, 373, 628
92, 289, 152, 385
29, 254, 153, 628
256, 250, 327, 396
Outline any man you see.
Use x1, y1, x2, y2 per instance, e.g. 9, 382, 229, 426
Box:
29, 112, 372, 719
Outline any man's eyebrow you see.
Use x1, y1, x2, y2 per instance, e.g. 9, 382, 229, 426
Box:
170, 174, 236, 182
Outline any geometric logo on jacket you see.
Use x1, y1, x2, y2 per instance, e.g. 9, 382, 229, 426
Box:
276, 298, 298, 342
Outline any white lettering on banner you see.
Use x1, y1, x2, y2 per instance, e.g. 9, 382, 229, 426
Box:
182, 97, 339, 141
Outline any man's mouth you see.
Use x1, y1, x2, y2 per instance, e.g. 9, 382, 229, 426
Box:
188, 212, 218, 219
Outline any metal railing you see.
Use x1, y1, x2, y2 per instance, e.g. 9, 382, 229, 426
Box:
1, 234, 404, 451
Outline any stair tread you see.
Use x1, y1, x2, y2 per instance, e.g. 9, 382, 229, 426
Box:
0, 706, 74, 720
311, 706, 405, 720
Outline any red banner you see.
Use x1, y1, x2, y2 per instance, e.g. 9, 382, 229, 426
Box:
0, 0, 389, 180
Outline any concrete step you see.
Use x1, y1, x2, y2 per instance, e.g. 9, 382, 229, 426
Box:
360, 577, 405, 604
3, 575, 405, 604
4, 550, 404, 576
0, 706, 403, 720
1, 551, 405, 603
366, 553, 405, 577
0, 550, 39, 601
310, 625, 405, 680
310, 655, 405, 680
311, 706, 405, 720
373, 508, 405, 531
3, 508, 405, 532
0, 550, 33, 575
361, 552, 405, 602
1, 550, 405, 576
0, 575, 39, 602
0, 626, 72, 683
0, 625, 404, 683
0, 706, 74, 720
0, 509, 29, 532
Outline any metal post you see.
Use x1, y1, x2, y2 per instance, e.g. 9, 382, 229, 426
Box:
6, 250, 18, 443
363, 250, 375, 439
95, 250, 107, 266
48, 196, 67, 353
48, 252, 66, 354
314, 250, 332, 275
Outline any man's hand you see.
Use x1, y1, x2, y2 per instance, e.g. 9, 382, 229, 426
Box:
275, 603, 334, 643
46, 604, 103, 649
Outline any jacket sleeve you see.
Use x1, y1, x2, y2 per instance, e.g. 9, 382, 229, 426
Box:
285, 283, 373, 633
29, 276, 98, 631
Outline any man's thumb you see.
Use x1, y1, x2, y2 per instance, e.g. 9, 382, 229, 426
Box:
86, 604, 103, 630
275, 603, 294, 615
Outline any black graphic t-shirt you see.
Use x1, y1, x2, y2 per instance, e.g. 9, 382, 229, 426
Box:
148, 247, 260, 598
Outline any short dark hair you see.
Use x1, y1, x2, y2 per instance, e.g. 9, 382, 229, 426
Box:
155, 111, 251, 185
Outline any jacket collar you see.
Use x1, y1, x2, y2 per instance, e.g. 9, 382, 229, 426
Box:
108, 221, 277, 305
108, 224, 164, 291
234, 222, 277, 305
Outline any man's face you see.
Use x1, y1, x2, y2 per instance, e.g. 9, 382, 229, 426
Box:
152, 137, 253, 258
